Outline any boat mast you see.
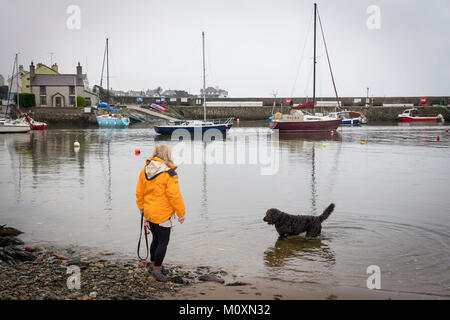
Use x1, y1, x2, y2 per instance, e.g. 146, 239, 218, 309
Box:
106, 38, 110, 104
202, 31, 206, 121
5, 54, 17, 117
16, 54, 20, 110
312, 3, 317, 107
100, 38, 108, 103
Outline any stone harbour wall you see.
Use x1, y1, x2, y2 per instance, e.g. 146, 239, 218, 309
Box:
169, 105, 450, 121
13, 107, 97, 124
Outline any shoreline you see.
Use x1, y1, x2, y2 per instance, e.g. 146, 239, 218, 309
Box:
1, 226, 446, 300
10, 105, 450, 123
0, 225, 228, 300
163, 278, 445, 300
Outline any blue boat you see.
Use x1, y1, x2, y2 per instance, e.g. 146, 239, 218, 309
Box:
95, 39, 130, 128
154, 119, 233, 135
96, 102, 130, 127
329, 110, 368, 126
341, 118, 360, 125
154, 32, 233, 136
96, 114, 130, 127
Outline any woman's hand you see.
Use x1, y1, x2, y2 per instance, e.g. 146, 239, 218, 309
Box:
178, 217, 185, 224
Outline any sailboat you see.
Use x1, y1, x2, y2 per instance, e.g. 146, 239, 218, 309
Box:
0, 53, 31, 134
270, 3, 341, 132
154, 31, 233, 135
95, 38, 130, 127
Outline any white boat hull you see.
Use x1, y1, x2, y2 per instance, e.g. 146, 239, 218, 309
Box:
0, 118, 31, 133
0, 124, 31, 133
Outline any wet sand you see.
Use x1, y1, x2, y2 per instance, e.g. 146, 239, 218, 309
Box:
164, 278, 443, 300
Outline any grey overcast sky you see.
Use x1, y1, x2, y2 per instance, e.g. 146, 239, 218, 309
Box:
1, 0, 449, 97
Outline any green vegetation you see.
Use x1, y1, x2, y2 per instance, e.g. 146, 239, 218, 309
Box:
0, 86, 8, 100
14, 93, 36, 107
76, 96, 86, 107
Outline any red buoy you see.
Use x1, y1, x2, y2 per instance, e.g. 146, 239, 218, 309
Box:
135, 148, 141, 156
437, 136, 440, 142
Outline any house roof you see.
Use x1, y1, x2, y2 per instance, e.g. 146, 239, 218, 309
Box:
30, 74, 84, 86
22, 63, 58, 76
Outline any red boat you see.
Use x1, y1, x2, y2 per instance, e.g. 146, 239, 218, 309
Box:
398, 108, 444, 123
269, 4, 342, 133
23, 113, 47, 130
270, 114, 341, 132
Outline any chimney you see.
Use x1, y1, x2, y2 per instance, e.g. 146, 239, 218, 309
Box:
51, 63, 58, 73
76, 62, 82, 84
30, 61, 35, 79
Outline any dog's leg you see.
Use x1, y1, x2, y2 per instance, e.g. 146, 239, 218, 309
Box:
306, 223, 322, 239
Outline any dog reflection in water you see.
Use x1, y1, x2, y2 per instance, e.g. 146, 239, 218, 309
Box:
263, 204, 335, 239
264, 236, 335, 268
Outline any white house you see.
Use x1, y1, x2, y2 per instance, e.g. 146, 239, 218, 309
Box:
29, 62, 98, 107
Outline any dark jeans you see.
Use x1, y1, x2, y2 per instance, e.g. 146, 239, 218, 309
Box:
148, 221, 171, 267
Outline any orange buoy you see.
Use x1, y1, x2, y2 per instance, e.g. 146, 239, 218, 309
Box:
437, 136, 440, 142
361, 140, 365, 145
135, 148, 141, 156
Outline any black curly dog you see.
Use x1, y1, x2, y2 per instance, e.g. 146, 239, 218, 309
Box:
263, 204, 335, 239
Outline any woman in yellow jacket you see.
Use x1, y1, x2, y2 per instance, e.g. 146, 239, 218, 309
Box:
136, 144, 186, 282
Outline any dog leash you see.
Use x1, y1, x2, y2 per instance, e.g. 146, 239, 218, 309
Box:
137, 212, 150, 260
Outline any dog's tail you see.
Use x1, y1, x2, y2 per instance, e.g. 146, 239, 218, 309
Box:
319, 203, 335, 222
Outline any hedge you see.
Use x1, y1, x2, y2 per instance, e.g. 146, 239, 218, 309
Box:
14, 93, 36, 107
76, 96, 86, 107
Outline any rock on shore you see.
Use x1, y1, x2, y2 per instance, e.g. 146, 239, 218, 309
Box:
0, 224, 228, 300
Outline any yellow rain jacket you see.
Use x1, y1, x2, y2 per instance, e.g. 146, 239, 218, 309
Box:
136, 157, 186, 224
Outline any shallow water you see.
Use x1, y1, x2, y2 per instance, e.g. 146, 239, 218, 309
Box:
0, 121, 449, 297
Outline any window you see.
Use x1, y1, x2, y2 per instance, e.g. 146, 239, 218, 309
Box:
69, 86, 75, 95
69, 96, 75, 106
39, 86, 46, 105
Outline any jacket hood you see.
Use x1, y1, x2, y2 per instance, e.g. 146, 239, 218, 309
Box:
144, 157, 176, 180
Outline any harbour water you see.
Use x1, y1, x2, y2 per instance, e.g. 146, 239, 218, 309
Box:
0, 122, 449, 298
